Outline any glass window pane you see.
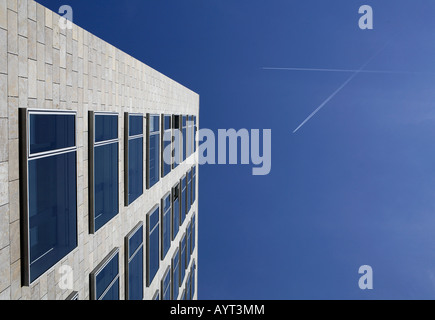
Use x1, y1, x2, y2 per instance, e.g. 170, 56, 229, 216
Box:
148, 134, 160, 188
129, 115, 143, 136
95, 114, 118, 142
172, 251, 179, 300
128, 248, 144, 300
29, 113, 75, 154
128, 137, 143, 204
94, 142, 119, 231
28, 151, 77, 283
149, 225, 159, 285
128, 225, 143, 258
163, 205, 171, 259
150, 115, 160, 133
96, 253, 119, 299
163, 270, 171, 300
101, 278, 119, 300
150, 206, 159, 230
173, 198, 179, 240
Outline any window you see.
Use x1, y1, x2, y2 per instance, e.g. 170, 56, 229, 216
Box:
187, 221, 191, 261
192, 214, 196, 254
193, 116, 197, 153
187, 168, 192, 214
182, 116, 187, 162
192, 165, 196, 204
66, 291, 79, 300
19, 109, 78, 286
161, 192, 171, 260
89, 112, 119, 233
171, 248, 180, 300
180, 233, 186, 285
172, 183, 180, 241
152, 291, 160, 300
125, 113, 144, 205
161, 267, 171, 300
191, 261, 196, 299
181, 289, 186, 300
187, 115, 193, 157
146, 114, 160, 189
146, 205, 160, 286
186, 271, 192, 300
181, 175, 186, 226
125, 222, 144, 300
172, 115, 181, 168
90, 248, 120, 300
161, 115, 171, 177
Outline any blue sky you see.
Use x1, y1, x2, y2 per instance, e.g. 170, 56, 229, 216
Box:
37, 0, 435, 299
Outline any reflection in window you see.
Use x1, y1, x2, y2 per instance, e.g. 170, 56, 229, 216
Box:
90, 112, 119, 233
147, 114, 160, 189
90, 249, 120, 300
125, 223, 144, 300
125, 113, 143, 205
21, 109, 78, 285
147, 205, 160, 286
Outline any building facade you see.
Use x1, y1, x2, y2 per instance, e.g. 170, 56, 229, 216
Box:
0, 0, 199, 300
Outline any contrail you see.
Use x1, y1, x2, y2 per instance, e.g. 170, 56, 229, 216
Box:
262, 67, 431, 75
290, 42, 392, 134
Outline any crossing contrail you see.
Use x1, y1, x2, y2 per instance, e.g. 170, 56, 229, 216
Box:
264, 39, 405, 133
262, 67, 430, 75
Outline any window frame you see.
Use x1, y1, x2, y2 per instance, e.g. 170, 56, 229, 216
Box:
146, 113, 160, 189
124, 222, 144, 300
146, 204, 160, 287
180, 174, 187, 226
124, 112, 144, 206
161, 266, 171, 300
160, 191, 171, 261
172, 115, 181, 168
88, 111, 119, 234
19, 108, 78, 286
171, 182, 180, 241
161, 114, 172, 177
171, 248, 180, 300
89, 248, 120, 300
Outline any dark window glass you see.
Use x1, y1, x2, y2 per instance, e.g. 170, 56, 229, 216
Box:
101, 278, 120, 300
187, 222, 191, 261
128, 247, 143, 300
126, 225, 144, 300
95, 114, 118, 142
128, 225, 143, 258
162, 194, 171, 259
162, 269, 171, 300
29, 113, 75, 154
162, 115, 171, 176
180, 234, 186, 284
192, 166, 196, 204
129, 115, 143, 136
191, 262, 195, 298
192, 215, 196, 253
182, 116, 187, 161
186, 273, 191, 300
94, 142, 119, 231
187, 116, 192, 157
147, 207, 160, 286
28, 151, 77, 283
187, 170, 192, 214
172, 250, 179, 300
148, 114, 160, 189
128, 137, 143, 204
95, 252, 119, 300
193, 116, 197, 153
172, 186, 180, 241
181, 177, 186, 225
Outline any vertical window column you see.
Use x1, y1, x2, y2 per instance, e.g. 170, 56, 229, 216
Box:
181, 175, 186, 225
172, 183, 180, 241
19, 109, 78, 285
182, 116, 187, 162
125, 223, 144, 300
180, 233, 186, 285
147, 114, 160, 189
172, 115, 181, 168
161, 115, 171, 177
161, 192, 171, 260
125, 113, 144, 205
89, 112, 119, 233
161, 267, 171, 300
90, 248, 120, 300
187, 169, 192, 214
171, 249, 180, 300
147, 205, 160, 286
